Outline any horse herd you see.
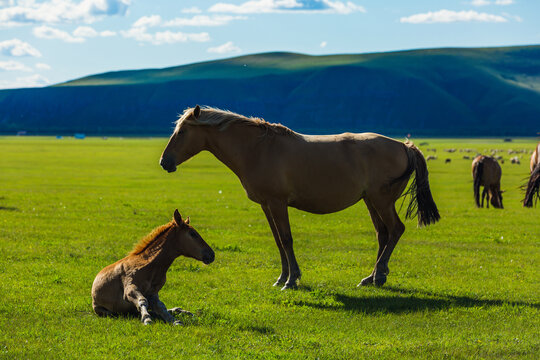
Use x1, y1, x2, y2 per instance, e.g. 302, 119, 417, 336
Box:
91, 106, 540, 324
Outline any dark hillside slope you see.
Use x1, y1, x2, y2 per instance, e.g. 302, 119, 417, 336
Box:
0, 46, 539, 136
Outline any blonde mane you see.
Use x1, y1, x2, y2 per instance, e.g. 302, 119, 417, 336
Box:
175, 106, 299, 137
129, 221, 174, 256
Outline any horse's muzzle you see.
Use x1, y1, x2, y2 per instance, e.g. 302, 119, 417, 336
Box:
202, 250, 215, 265
160, 157, 177, 173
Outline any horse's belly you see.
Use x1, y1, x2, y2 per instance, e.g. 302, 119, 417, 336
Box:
288, 191, 364, 214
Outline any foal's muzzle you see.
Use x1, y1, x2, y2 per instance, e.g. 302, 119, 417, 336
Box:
202, 250, 215, 265
160, 156, 177, 173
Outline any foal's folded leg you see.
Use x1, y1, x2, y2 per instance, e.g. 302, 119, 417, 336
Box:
168, 307, 194, 317
148, 294, 182, 325
124, 284, 153, 325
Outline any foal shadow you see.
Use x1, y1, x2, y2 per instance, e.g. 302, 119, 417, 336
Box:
292, 285, 539, 314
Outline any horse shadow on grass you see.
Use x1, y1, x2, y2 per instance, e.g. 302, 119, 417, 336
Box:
292, 285, 539, 314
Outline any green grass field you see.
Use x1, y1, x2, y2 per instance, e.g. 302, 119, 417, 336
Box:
0, 136, 538, 359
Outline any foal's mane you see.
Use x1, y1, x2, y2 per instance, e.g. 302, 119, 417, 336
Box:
129, 221, 174, 256
175, 106, 299, 138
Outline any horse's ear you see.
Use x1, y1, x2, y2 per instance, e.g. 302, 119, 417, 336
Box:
193, 105, 201, 119
185, 216, 190, 225
173, 209, 183, 225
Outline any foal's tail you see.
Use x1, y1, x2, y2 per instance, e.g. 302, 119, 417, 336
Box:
401, 142, 440, 227
523, 163, 540, 207
472, 160, 484, 208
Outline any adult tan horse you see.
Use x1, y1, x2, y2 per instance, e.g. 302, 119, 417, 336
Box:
472, 155, 503, 209
523, 142, 540, 207
91, 209, 214, 324
160, 106, 440, 289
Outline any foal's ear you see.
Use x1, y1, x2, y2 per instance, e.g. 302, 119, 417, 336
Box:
193, 105, 201, 119
173, 209, 183, 225
185, 216, 190, 225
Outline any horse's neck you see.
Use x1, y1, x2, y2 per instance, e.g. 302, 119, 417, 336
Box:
138, 237, 177, 273
204, 125, 262, 176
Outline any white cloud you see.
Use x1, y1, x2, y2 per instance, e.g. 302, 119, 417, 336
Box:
208, 0, 365, 14
121, 26, 210, 45
0, 38, 41, 57
0, 60, 33, 72
0, 0, 131, 27
207, 41, 241, 54
164, 15, 246, 27
182, 6, 202, 14
73, 25, 98, 37
35, 62, 51, 70
33, 25, 85, 43
100, 29, 116, 36
400, 10, 507, 24
0, 74, 50, 89
471, 0, 515, 5
495, 0, 514, 5
73, 26, 116, 37
320, 41, 327, 48
132, 14, 162, 28
471, 0, 490, 6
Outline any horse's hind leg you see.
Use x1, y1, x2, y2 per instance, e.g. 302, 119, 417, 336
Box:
262, 204, 289, 286
359, 198, 389, 286
93, 304, 114, 317
482, 187, 488, 208
369, 199, 405, 287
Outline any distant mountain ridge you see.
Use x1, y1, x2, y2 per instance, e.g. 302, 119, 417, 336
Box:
1, 45, 539, 136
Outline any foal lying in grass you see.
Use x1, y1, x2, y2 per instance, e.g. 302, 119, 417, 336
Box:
91, 209, 215, 325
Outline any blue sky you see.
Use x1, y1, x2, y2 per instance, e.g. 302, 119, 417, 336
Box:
0, 0, 539, 89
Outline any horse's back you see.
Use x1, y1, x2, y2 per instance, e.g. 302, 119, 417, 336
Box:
267, 132, 410, 213
473, 156, 501, 185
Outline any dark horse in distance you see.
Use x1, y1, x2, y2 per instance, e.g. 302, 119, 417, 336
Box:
472, 155, 503, 209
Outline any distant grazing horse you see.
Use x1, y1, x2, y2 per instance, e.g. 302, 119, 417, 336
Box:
91, 209, 214, 324
160, 106, 439, 289
523, 142, 540, 207
472, 155, 503, 209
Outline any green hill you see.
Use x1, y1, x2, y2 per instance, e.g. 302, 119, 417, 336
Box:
1, 45, 539, 136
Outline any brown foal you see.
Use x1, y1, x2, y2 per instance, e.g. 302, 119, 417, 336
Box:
91, 209, 214, 324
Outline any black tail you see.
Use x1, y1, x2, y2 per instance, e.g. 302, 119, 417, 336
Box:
402, 143, 440, 227
473, 160, 484, 208
523, 163, 540, 207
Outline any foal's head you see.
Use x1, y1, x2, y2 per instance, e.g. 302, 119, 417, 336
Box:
170, 209, 214, 264
160, 105, 205, 173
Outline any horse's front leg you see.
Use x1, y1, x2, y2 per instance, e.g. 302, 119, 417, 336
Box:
147, 294, 183, 325
124, 284, 152, 325
265, 201, 301, 290
262, 205, 289, 286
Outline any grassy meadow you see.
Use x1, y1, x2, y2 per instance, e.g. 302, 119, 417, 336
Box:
0, 136, 538, 359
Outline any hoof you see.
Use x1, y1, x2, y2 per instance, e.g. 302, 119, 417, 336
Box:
173, 320, 184, 326
273, 276, 288, 287
143, 318, 153, 325
281, 282, 298, 290
373, 276, 387, 287
169, 308, 194, 317
358, 275, 374, 287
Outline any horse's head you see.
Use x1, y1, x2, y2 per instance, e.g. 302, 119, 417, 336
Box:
160, 105, 204, 173
491, 189, 504, 209
170, 209, 214, 265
